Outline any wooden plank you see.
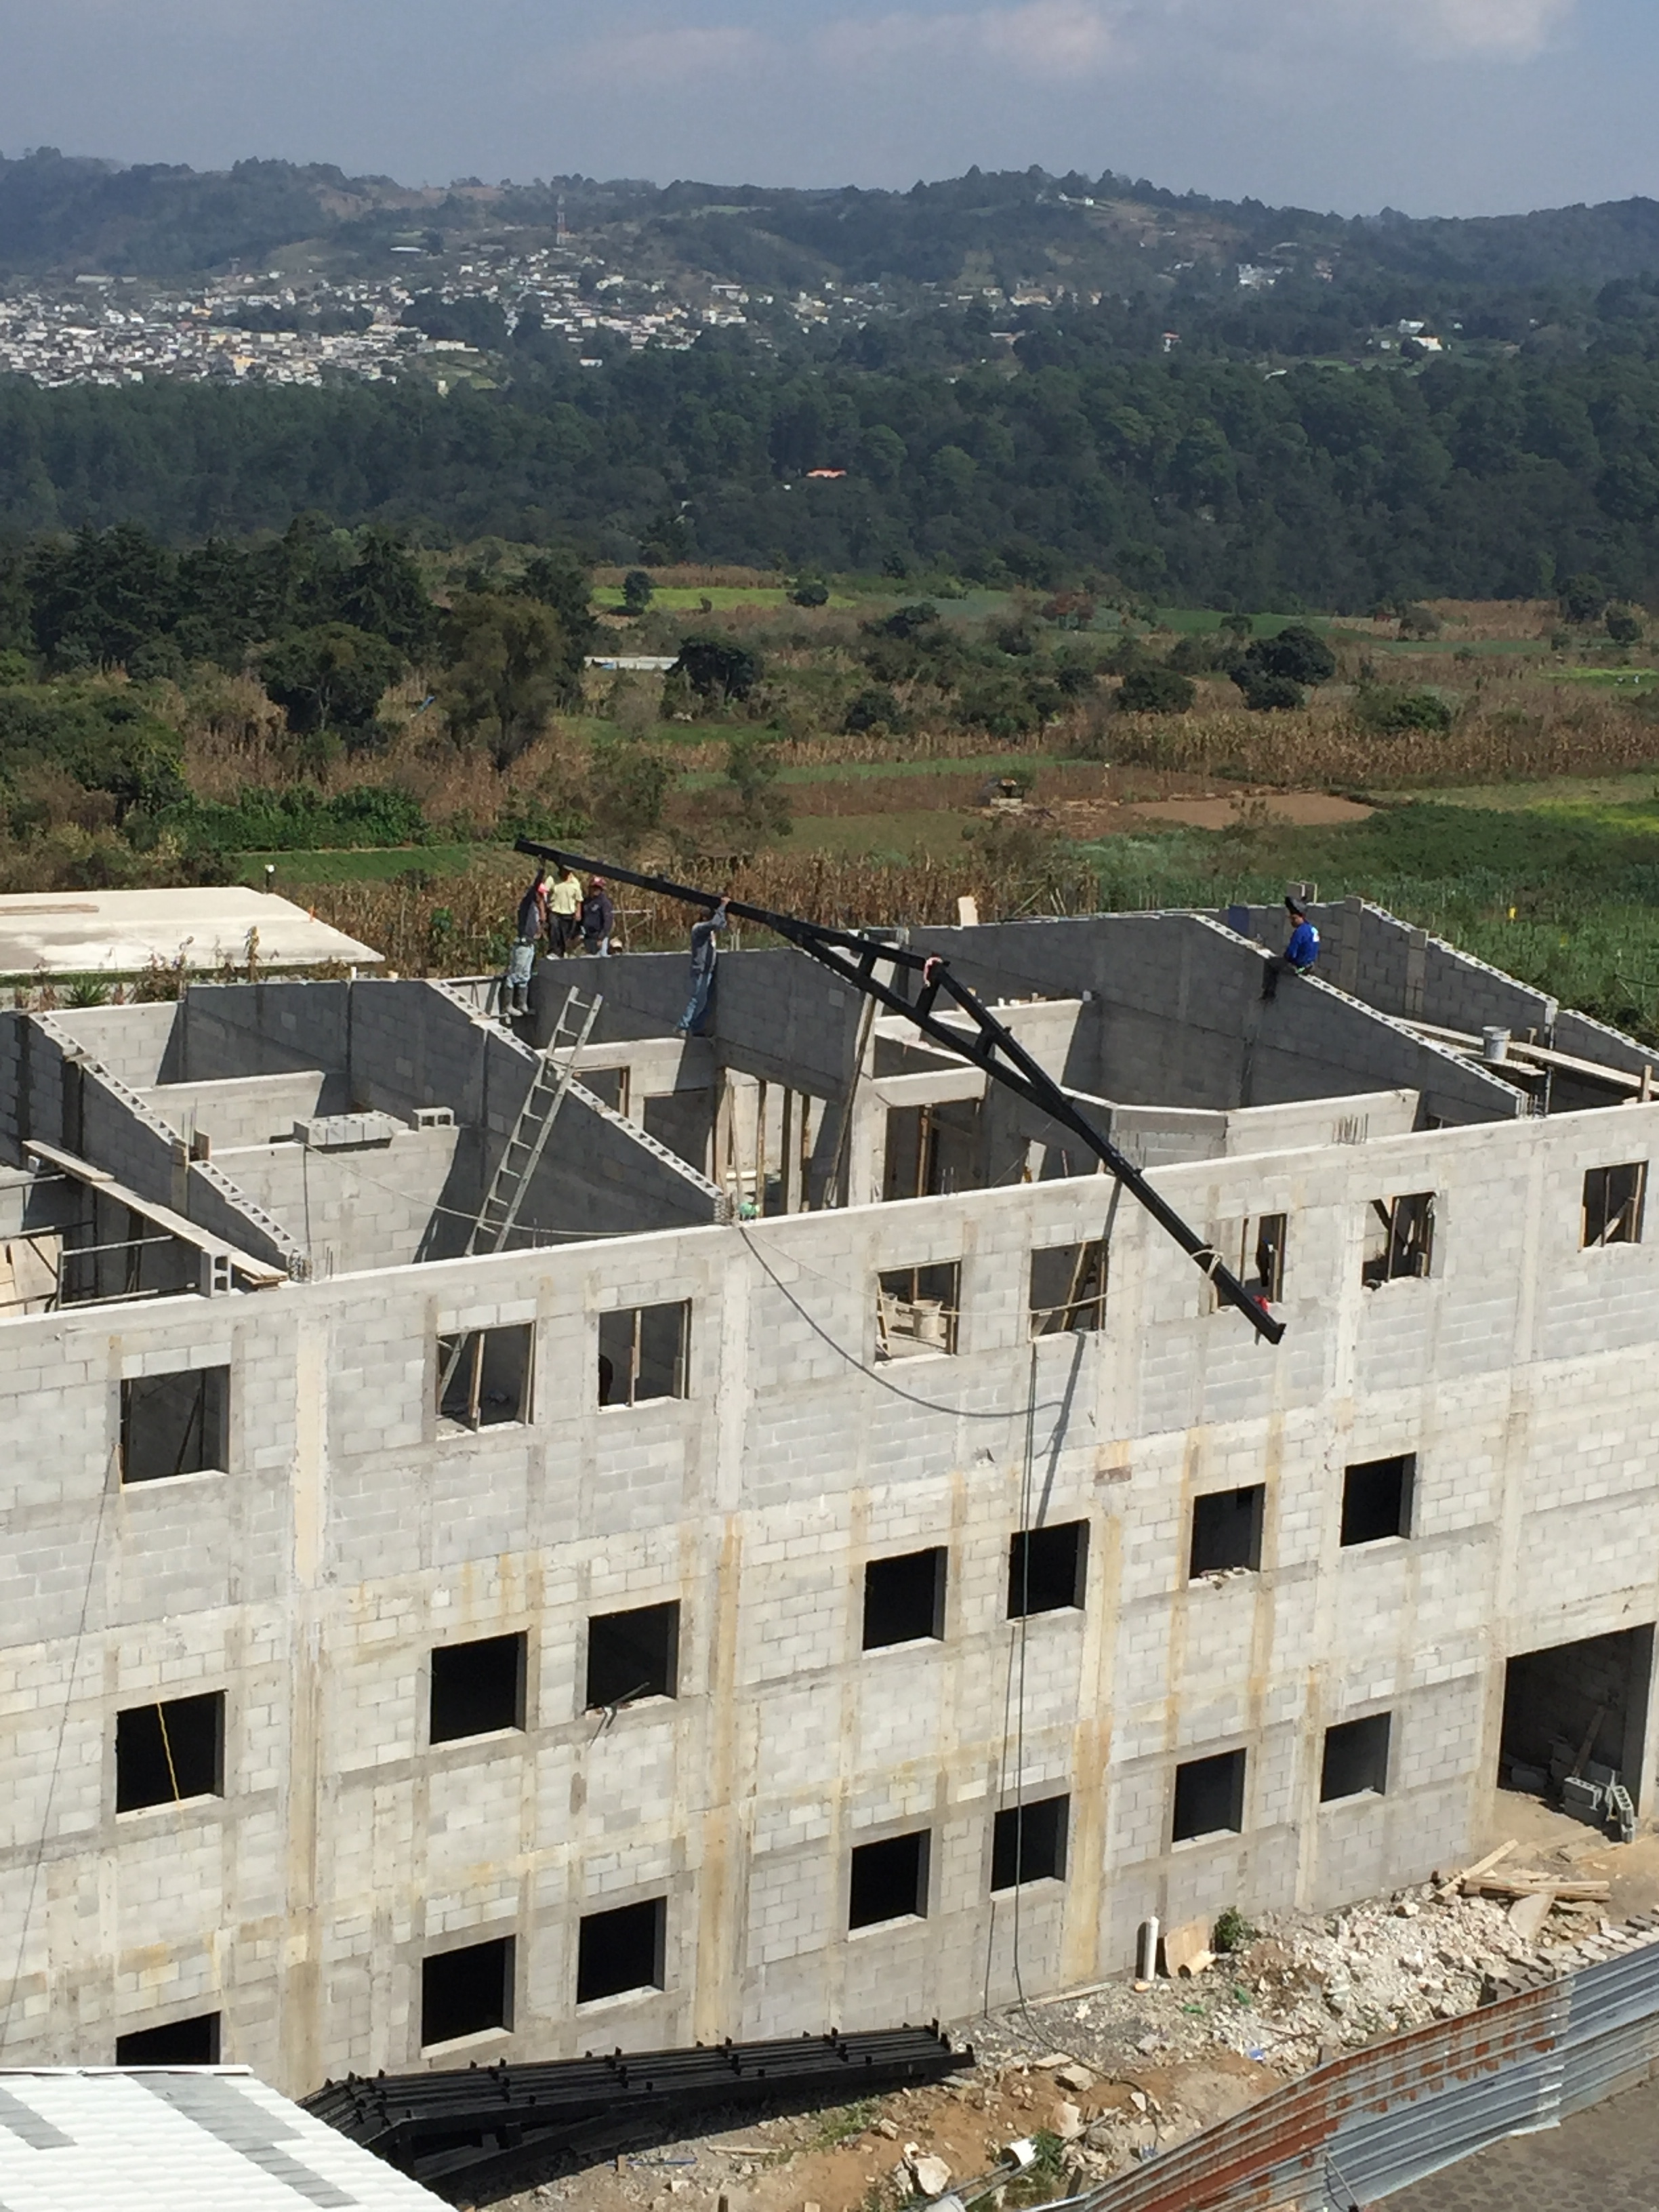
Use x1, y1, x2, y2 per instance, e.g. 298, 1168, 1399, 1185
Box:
24, 1138, 286, 1287
1435, 1838, 1517, 1898
1469, 1873, 1610, 1901
1401, 1019, 1643, 1092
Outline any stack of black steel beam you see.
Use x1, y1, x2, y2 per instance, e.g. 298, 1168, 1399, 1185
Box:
304, 2023, 973, 2189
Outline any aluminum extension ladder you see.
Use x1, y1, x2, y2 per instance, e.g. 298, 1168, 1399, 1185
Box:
466, 985, 603, 1257
437, 986, 602, 1414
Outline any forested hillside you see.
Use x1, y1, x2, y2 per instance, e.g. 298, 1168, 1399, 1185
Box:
5, 332, 1659, 606
5, 148, 1659, 298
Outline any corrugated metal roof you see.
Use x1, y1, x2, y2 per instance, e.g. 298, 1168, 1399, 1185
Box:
0, 2069, 446, 2211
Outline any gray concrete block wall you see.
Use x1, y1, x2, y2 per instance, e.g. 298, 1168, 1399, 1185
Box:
139, 1071, 335, 1149
220, 1126, 464, 1274
1224, 899, 1564, 1044
335, 979, 483, 1124
5, 952, 1659, 2096
173, 980, 352, 1084
48, 1003, 179, 1089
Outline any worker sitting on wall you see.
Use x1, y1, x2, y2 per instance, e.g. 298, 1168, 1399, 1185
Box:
503, 864, 549, 1019
676, 897, 730, 1036
1261, 897, 1321, 1000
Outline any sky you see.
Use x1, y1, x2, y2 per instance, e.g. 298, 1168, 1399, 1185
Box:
1, 0, 1656, 218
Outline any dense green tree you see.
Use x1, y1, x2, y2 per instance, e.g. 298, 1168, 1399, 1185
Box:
1561, 573, 1610, 623
1118, 665, 1195, 713
29, 524, 173, 668
516, 552, 597, 663
590, 730, 670, 848
1233, 669, 1306, 712
672, 634, 761, 706
439, 594, 575, 770
0, 682, 185, 822
1243, 624, 1337, 687
260, 624, 402, 740
340, 531, 435, 660
1606, 603, 1644, 644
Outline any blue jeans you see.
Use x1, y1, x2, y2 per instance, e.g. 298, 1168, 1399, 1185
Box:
506, 940, 536, 1005
678, 970, 714, 1034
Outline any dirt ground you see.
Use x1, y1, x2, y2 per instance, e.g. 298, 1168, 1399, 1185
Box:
1476, 1787, 1659, 1917
472, 1807, 1659, 2212
1109, 792, 1375, 830
482, 2045, 1277, 2212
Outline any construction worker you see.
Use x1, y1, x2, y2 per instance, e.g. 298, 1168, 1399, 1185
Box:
676, 898, 729, 1036
547, 863, 583, 956
579, 878, 614, 957
1261, 896, 1320, 1000
504, 864, 549, 1018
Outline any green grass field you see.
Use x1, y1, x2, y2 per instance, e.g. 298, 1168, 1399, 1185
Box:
599, 585, 859, 612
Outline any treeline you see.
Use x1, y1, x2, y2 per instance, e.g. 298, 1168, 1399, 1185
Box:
0, 518, 602, 874
6, 334, 1659, 602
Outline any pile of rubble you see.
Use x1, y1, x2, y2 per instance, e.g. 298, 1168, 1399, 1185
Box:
981, 1844, 1625, 2085
498, 1851, 1653, 2212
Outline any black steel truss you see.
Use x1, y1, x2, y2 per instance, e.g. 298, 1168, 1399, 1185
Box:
516, 840, 1285, 1344
306, 2023, 972, 2186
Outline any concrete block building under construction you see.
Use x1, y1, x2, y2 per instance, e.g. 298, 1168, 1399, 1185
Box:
2, 895, 1658, 2100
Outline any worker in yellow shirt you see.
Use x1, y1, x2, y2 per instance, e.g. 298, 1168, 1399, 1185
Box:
546, 864, 583, 958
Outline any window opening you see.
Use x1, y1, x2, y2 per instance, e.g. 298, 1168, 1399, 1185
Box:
577, 1899, 665, 2003
438, 1324, 533, 1430
1361, 1193, 1435, 1286
598, 1302, 690, 1407
422, 1936, 514, 2045
1029, 1240, 1107, 1336
1243, 1215, 1286, 1303
115, 1692, 224, 1811
1189, 1486, 1265, 1577
430, 1633, 527, 1743
863, 1549, 947, 1649
1321, 1713, 1391, 1801
586, 1602, 680, 1708
1341, 1454, 1414, 1547
876, 1263, 960, 1359
119, 1366, 229, 1483
116, 2013, 220, 2064
991, 1793, 1069, 1889
848, 1830, 930, 1929
1008, 1521, 1088, 1618
1172, 1748, 1246, 1841
1584, 1162, 1646, 1248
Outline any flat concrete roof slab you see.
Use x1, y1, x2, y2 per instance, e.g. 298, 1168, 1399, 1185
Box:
0, 889, 384, 977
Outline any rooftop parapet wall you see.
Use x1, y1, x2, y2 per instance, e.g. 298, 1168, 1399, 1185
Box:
531, 947, 874, 1103
907, 912, 1521, 1126
1224, 898, 1561, 1040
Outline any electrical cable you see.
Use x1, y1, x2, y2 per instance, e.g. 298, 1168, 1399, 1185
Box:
736, 1221, 1082, 1423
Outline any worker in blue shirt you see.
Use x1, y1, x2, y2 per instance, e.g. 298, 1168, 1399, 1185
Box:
1261, 897, 1320, 1000
676, 897, 729, 1035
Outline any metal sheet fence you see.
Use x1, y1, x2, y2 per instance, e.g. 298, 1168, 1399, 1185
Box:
1076, 1933, 1659, 2211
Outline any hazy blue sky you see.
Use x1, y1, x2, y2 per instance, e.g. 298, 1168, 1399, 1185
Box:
2, 0, 1655, 216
